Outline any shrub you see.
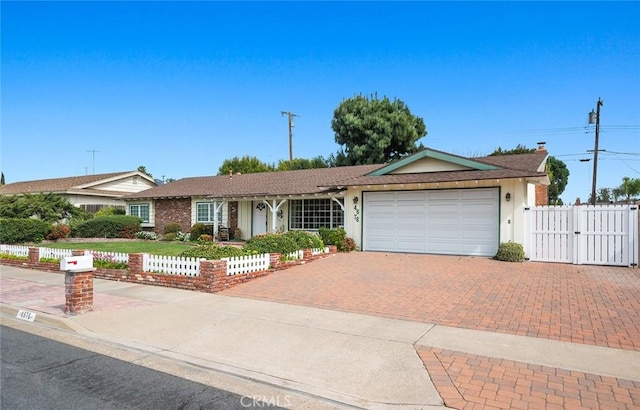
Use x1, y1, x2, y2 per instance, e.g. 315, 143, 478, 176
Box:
494, 242, 525, 262
242, 233, 299, 255
163, 222, 182, 234
72, 215, 142, 238
175, 231, 190, 241
135, 231, 158, 240
0, 218, 50, 244
0, 253, 28, 261
180, 243, 248, 259
161, 232, 177, 241
318, 227, 355, 252
91, 253, 128, 269
342, 237, 357, 252
198, 234, 213, 242
318, 227, 346, 247
46, 224, 71, 240
284, 230, 324, 250
94, 207, 126, 217
190, 223, 213, 241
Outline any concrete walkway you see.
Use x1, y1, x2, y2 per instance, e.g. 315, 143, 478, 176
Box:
1, 264, 639, 409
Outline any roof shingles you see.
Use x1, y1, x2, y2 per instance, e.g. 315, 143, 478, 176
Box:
125, 151, 548, 200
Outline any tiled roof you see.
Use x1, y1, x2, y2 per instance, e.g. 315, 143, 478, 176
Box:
0, 171, 136, 195
124, 165, 385, 200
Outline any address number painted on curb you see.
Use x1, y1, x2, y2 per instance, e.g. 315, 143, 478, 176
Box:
16, 310, 37, 322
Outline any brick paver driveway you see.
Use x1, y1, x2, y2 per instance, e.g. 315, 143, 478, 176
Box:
224, 252, 640, 409
223, 252, 640, 351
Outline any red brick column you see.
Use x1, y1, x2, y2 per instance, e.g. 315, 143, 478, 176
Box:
64, 271, 93, 315
64, 249, 94, 315
28, 247, 39, 264
269, 253, 281, 269
200, 259, 228, 292
302, 248, 312, 261
128, 253, 144, 275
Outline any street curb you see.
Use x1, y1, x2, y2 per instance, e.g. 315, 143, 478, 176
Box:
0, 303, 86, 334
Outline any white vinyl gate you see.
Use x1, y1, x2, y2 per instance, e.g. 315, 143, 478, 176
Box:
524, 205, 638, 266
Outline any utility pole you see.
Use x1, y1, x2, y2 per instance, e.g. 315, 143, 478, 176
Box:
86, 149, 100, 174
281, 111, 299, 168
588, 98, 603, 205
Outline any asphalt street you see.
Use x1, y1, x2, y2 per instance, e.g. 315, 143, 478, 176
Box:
0, 325, 287, 410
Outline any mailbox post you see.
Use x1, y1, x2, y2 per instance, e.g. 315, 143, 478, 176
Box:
60, 252, 95, 315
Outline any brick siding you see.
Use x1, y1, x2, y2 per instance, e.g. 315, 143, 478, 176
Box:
154, 198, 192, 234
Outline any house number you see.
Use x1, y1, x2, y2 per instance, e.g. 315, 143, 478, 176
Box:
353, 205, 360, 222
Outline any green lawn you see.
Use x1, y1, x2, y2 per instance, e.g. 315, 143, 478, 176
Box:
42, 241, 195, 256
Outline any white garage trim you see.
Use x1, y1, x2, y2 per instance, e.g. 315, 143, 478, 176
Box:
363, 188, 499, 256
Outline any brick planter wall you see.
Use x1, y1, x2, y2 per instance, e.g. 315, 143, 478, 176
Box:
1, 246, 338, 294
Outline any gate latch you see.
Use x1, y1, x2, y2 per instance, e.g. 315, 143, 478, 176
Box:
574, 231, 581, 234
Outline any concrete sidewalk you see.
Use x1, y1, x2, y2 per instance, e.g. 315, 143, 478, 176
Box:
2, 265, 639, 409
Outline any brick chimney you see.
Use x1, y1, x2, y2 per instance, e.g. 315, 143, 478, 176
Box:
536, 141, 547, 153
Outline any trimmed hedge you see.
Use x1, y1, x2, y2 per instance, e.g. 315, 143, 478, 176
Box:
0, 218, 51, 244
242, 233, 299, 255
494, 242, 525, 262
190, 223, 213, 241
72, 215, 142, 239
181, 243, 248, 259
283, 230, 324, 250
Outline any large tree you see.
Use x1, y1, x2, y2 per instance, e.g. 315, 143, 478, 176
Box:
217, 156, 274, 175
331, 94, 426, 166
613, 177, 640, 203
488, 146, 569, 205
547, 156, 569, 205
276, 156, 330, 171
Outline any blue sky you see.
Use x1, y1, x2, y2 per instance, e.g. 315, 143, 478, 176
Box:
2, 1, 639, 203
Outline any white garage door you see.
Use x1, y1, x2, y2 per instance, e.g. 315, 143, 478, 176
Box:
363, 188, 499, 256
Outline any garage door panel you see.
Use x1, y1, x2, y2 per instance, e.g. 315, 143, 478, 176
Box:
363, 188, 498, 256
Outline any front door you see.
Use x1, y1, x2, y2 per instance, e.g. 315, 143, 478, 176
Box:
252, 202, 268, 235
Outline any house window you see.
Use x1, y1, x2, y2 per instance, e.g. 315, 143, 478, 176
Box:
289, 198, 343, 230
196, 202, 223, 224
129, 203, 150, 223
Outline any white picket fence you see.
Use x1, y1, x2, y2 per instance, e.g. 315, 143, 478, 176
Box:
524, 204, 639, 266
88, 251, 129, 264
39, 247, 74, 259
0, 244, 29, 257
142, 254, 202, 276
223, 253, 271, 276
1, 245, 322, 277
312, 247, 329, 256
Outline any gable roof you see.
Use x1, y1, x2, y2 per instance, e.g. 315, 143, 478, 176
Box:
367, 148, 501, 176
0, 171, 154, 197
124, 164, 384, 200
326, 150, 549, 188
124, 148, 550, 201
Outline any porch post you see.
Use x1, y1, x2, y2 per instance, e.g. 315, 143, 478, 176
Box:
212, 200, 225, 237
263, 199, 287, 233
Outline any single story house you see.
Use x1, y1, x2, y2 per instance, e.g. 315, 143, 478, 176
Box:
0, 171, 157, 213
124, 146, 549, 257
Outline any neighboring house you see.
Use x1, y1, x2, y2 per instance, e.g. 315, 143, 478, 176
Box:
125, 146, 549, 257
0, 171, 157, 213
